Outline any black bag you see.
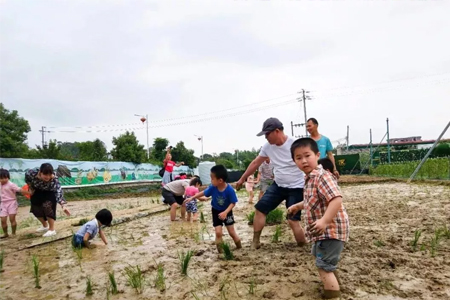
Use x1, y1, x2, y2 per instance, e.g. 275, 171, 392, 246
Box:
158, 168, 165, 177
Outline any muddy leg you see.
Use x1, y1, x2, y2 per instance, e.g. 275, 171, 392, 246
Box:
9, 214, 17, 235
318, 269, 340, 299
170, 203, 178, 221
180, 204, 186, 220
225, 225, 241, 249
186, 212, 191, 222
214, 226, 224, 253
288, 219, 306, 246
1, 217, 8, 238
252, 210, 266, 249
192, 213, 199, 222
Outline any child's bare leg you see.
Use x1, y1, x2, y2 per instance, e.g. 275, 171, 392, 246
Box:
1, 216, 8, 238
249, 191, 254, 203
187, 212, 191, 222
9, 214, 17, 235
192, 212, 199, 222
214, 226, 224, 253
318, 269, 340, 299
225, 225, 241, 249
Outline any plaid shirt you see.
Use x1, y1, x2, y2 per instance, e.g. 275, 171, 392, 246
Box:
303, 165, 349, 243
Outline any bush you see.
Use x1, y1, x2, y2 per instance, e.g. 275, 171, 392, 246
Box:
370, 158, 449, 179
247, 208, 284, 225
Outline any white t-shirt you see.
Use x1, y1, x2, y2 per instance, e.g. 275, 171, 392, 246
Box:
259, 136, 305, 188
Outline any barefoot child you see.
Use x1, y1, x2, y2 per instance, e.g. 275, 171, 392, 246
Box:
184, 177, 205, 222
288, 138, 349, 299
0, 169, 30, 238
245, 174, 256, 203
185, 165, 242, 252
72, 209, 113, 249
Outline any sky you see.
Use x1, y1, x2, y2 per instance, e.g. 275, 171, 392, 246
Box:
1, 0, 449, 158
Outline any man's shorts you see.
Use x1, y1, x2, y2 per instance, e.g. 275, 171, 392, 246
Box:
30, 200, 57, 221
254, 182, 303, 221
311, 239, 344, 272
162, 189, 184, 206
259, 180, 273, 192
0, 201, 18, 217
212, 208, 235, 227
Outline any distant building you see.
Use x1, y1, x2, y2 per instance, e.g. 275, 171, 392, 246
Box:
388, 136, 422, 143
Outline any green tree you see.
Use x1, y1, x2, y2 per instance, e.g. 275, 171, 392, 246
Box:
110, 131, 145, 164
35, 140, 62, 159
170, 141, 197, 168
78, 139, 108, 161
216, 158, 234, 169
202, 153, 214, 161
150, 137, 169, 163
0, 103, 31, 158
59, 142, 80, 160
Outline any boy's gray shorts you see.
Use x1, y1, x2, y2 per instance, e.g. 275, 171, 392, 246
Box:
311, 239, 344, 272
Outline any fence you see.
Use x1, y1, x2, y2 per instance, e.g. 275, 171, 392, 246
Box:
0, 158, 192, 187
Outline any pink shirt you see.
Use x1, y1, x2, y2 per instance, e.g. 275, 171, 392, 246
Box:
0, 181, 21, 203
185, 186, 199, 197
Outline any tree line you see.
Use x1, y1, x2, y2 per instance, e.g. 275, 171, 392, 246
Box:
0, 103, 258, 168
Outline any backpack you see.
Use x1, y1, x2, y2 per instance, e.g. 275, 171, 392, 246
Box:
158, 168, 165, 177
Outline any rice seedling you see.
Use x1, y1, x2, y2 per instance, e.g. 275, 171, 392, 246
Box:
410, 230, 422, 252
72, 245, 83, 270
86, 276, 94, 296
373, 240, 385, 247
246, 211, 255, 225
219, 277, 230, 300
248, 277, 257, 295
420, 244, 426, 251
200, 211, 206, 223
76, 218, 89, 226
154, 263, 166, 292
191, 291, 200, 300
438, 224, 450, 239
0, 250, 4, 273
192, 231, 200, 243
178, 250, 194, 276
430, 229, 442, 257
31, 255, 41, 288
247, 209, 284, 225
124, 265, 144, 294
221, 242, 234, 260
272, 225, 282, 243
108, 271, 118, 295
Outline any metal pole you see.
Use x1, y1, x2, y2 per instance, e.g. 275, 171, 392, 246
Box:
408, 121, 450, 183
146, 114, 149, 160
386, 118, 391, 163
303, 89, 308, 136
346, 125, 349, 151
201, 136, 204, 161
291, 121, 294, 137
370, 129, 373, 167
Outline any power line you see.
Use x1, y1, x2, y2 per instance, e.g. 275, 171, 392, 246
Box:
47, 92, 297, 130
48, 99, 298, 133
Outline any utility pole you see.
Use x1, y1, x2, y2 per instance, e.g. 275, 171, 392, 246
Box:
296, 89, 311, 136
39, 126, 49, 147
370, 129, 373, 167
135, 114, 150, 159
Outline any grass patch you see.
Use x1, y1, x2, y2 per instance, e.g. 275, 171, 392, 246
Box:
18, 233, 39, 240
31, 255, 41, 289
124, 265, 144, 294
179, 250, 194, 276
154, 263, 166, 292
86, 276, 94, 296
108, 271, 119, 295
430, 229, 442, 257
410, 230, 422, 252
272, 225, 282, 243
221, 242, 234, 260
247, 208, 284, 225
76, 218, 89, 226
373, 240, 385, 247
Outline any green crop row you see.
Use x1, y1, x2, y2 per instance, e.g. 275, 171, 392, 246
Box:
370, 158, 450, 179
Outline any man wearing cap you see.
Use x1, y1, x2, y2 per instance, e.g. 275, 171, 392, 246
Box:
236, 117, 306, 249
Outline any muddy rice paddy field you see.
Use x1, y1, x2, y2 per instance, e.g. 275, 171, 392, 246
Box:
0, 177, 449, 300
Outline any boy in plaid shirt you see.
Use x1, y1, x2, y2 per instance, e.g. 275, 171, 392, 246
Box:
288, 138, 349, 299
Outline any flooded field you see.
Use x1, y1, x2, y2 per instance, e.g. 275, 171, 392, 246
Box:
1, 181, 450, 299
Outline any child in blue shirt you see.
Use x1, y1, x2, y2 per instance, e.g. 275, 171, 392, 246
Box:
185, 165, 242, 253
72, 209, 112, 249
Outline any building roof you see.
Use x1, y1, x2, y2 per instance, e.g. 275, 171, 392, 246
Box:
349, 138, 450, 149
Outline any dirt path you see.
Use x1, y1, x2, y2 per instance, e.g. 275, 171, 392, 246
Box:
0, 183, 449, 299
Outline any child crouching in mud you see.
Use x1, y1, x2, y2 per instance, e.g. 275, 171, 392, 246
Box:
185, 165, 242, 253
72, 209, 113, 249
288, 138, 349, 299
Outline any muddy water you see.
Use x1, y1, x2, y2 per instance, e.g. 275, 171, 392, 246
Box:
0, 183, 450, 299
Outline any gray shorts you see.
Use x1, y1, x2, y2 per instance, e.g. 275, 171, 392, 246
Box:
311, 239, 344, 272
259, 180, 273, 192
